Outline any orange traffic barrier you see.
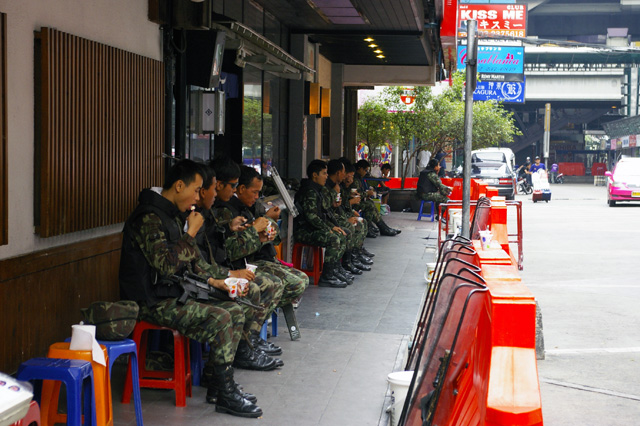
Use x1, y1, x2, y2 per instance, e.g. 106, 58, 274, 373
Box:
403, 196, 542, 426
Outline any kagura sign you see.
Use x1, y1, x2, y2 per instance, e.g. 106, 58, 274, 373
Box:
457, 4, 527, 37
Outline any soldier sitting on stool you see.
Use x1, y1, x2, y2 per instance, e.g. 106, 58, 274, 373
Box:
417, 158, 452, 221
119, 159, 262, 418
294, 160, 349, 288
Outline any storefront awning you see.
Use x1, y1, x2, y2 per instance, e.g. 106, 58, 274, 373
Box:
212, 21, 315, 80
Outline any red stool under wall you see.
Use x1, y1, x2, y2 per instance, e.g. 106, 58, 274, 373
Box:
122, 321, 192, 407
292, 242, 324, 286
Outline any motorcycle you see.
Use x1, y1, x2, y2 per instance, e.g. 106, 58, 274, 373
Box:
517, 176, 533, 194
550, 172, 564, 184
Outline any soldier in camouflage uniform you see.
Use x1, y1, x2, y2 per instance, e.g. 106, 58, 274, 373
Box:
293, 160, 349, 288
213, 166, 309, 348
417, 158, 452, 220
194, 162, 283, 365
325, 159, 373, 278
352, 159, 401, 236
119, 160, 262, 418
339, 159, 376, 261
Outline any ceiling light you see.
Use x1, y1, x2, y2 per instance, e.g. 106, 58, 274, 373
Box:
364, 37, 374, 42
374, 49, 382, 54
368, 44, 377, 48
376, 54, 385, 59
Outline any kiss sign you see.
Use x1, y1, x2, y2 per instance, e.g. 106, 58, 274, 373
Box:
458, 4, 527, 38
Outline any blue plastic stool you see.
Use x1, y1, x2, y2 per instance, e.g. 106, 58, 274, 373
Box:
17, 357, 97, 426
190, 340, 204, 387
417, 200, 435, 222
64, 337, 143, 426
260, 310, 279, 341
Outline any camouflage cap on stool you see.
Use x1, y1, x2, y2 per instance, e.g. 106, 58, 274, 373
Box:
81, 300, 139, 340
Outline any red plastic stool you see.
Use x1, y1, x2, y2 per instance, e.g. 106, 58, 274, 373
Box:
292, 242, 324, 285
15, 400, 40, 426
122, 321, 192, 407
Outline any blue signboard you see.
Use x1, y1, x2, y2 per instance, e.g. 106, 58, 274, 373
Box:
457, 45, 524, 74
473, 79, 525, 103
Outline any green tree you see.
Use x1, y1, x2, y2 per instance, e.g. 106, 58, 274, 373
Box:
357, 99, 392, 160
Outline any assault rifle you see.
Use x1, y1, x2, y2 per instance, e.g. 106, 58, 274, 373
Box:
172, 272, 263, 311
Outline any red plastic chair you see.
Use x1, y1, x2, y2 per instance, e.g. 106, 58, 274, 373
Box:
292, 242, 323, 285
122, 321, 192, 407
14, 400, 40, 426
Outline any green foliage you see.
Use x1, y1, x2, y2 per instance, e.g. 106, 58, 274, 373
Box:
357, 99, 392, 156
355, 74, 521, 187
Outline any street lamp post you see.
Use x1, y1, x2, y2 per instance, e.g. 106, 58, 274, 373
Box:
462, 20, 478, 238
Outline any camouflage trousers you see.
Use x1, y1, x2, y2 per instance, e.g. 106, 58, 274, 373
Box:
358, 198, 381, 224
251, 270, 284, 333
294, 227, 347, 263
338, 218, 367, 249
255, 260, 308, 307
140, 297, 245, 367
417, 191, 449, 204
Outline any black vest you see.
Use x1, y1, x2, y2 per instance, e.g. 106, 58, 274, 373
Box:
118, 189, 183, 306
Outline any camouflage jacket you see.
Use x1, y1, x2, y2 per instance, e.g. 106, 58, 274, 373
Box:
418, 168, 450, 196
294, 179, 338, 231
212, 198, 268, 265
325, 177, 350, 222
194, 207, 232, 269
119, 188, 228, 306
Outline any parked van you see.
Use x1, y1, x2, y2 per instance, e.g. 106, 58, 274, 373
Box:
471, 147, 516, 172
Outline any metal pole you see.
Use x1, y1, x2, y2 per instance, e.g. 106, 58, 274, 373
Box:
543, 103, 551, 169
461, 20, 477, 238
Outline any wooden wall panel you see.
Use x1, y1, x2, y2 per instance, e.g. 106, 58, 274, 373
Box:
0, 233, 122, 374
36, 28, 164, 237
0, 13, 7, 245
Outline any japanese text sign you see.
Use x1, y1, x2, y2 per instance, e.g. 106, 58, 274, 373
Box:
457, 4, 527, 37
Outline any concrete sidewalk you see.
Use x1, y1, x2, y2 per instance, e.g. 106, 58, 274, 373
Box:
111, 210, 437, 426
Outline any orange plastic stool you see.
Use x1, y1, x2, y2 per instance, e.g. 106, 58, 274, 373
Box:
122, 321, 192, 407
43, 342, 112, 426
292, 242, 324, 285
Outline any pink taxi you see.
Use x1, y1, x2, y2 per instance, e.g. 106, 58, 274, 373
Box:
605, 157, 640, 207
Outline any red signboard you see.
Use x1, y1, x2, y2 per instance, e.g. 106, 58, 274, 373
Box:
457, 4, 527, 38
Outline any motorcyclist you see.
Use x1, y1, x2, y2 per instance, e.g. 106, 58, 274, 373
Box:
516, 158, 532, 187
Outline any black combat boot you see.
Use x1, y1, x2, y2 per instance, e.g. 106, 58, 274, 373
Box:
366, 226, 378, 238
360, 246, 375, 258
334, 262, 355, 284
206, 364, 263, 418
341, 252, 363, 276
376, 220, 399, 236
317, 263, 347, 288
354, 249, 374, 265
350, 251, 372, 271
233, 339, 280, 371
249, 330, 282, 356
204, 365, 257, 403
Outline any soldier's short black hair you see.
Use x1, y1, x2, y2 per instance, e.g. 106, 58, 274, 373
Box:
381, 163, 392, 171
163, 159, 204, 190
355, 159, 370, 171
327, 159, 345, 176
427, 158, 439, 169
209, 156, 241, 183
344, 162, 355, 173
239, 165, 262, 188
201, 165, 216, 190
307, 159, 327, 178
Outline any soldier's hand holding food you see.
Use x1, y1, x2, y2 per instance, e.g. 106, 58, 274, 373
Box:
186, 209, 205, 237
252, 216, 269, 233
229, 269, 256, 281
266, 204, 281, 220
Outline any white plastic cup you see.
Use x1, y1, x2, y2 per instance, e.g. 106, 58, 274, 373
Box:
479, 230, 493, 250
224, 278, 239, 298
245, 263, 258, 273
387, 371, 414, 426
426, 262, 437, 284
236, 278, 249, 294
